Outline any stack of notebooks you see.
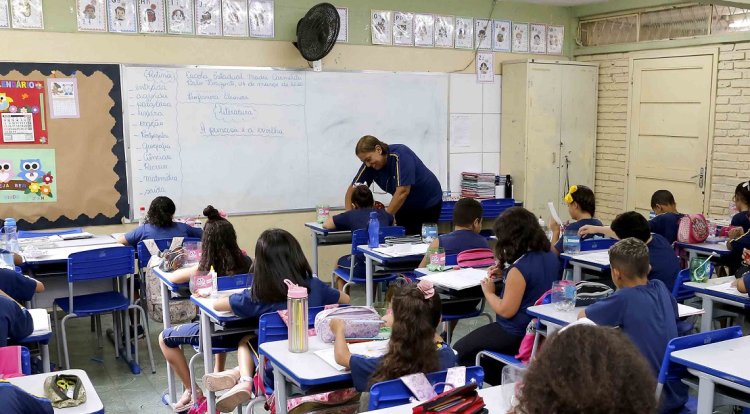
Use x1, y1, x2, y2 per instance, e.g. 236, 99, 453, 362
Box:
460, 172, 496, 199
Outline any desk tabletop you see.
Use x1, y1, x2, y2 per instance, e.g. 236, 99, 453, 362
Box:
675, 242, 730, 255
357, 244, 427, 264
527, 303, 702, 326
685, 276, 750, 303
560, 250, 610, 268
363, 384, 513, 414
259, 336, 352, 386
190, 288, 245, 323
304, 222, 352, 236
22, 241, 124, 264
671, 336, 750, 388
152, 267, 188, 292
8, 369, 104, 414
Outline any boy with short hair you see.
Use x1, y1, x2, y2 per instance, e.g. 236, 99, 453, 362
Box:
579, 238, 686, 413
418, 197, 488, 268
649, 190, 683, 244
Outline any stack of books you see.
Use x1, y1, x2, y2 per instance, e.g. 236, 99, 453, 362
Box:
460, 172, 496, 199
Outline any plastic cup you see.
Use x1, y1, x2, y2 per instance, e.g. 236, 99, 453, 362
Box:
421, 223, 438, 243
183, 241, 202, 265
316, 205, 330, 224
190, 270, 212, 296
562, 229, 581, 254
427, 247, 446, 272
551, 280, 576, 311
501, 364, 526, 409
689, 257, 712, 283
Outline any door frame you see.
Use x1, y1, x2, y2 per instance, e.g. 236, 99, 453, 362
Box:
624, 46, 719, 214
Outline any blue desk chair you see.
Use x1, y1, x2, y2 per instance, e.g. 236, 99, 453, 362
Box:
439, 254, 493, 344
480, 199, 515, 220
333, 226, 406, 296
439, 201, 456, 223
52, 246, 155, 371
656, 326, 750, 412
18, 228, 82, 239
368, 366, 485, 411
672, 269, 695, 303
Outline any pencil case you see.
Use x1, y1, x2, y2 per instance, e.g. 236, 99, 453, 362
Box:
315, 306, 382, 343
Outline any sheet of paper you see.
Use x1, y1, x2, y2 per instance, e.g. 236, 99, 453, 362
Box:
28, 308, 50, 334
314, 340, 389, 371
706, 281, 744, 296
548, 201, 562, 226
571, 250, 610, 266
373, 243, 429, 257
450, 114, 471, 148
418, 268, 487, 290
677, 303, 704, 318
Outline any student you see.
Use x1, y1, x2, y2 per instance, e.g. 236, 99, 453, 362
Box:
550, 185, 602, 255
157, 206, 252, 412
649, 190, 683, 244
0, 268, 43, 304
0, 381, 53, 414
331, 280, 455, 393
579, 212, 681, 292
580, 238, 685, 413
735, 267, 749, 296
453, 207, 558, 385
731, 180, 750, 232
202, 229, 349, 412
117, 196, 202, 246
418, 197, 488, 268
324, 184, 393, 290
514, 325, 658, 414
0, 289, 33, 347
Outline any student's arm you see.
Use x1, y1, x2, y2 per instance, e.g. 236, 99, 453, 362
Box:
418, 238, 440, 268
482, 267, 526, 319
727, 230, 750, 253
213, 296, 231, 312
13, 253, 23, 266
167, 264, 198, 284
331, 318, 352, 369
578, 225, 617, 238
550, 218, 562, 255
387, 186, 411, 216
322, 215, 336, 230
737, 274, 748, 293
117, 234, 129, 246
33, 278, 44, 293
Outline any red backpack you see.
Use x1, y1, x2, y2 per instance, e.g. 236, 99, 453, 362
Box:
677, 214, 709, 244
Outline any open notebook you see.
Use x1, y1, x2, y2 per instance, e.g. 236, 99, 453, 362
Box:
315, 340, 389, 371
418, 268, 487, 290
27, 308, 50, 335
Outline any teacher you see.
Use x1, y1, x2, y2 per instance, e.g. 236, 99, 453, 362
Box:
346, 135, 443, 235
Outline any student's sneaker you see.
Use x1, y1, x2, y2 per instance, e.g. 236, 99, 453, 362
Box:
203, 367, 241, 392
215, 381, 253, 413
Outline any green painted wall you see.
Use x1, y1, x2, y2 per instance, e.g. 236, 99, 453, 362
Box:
39, 0, 576, 55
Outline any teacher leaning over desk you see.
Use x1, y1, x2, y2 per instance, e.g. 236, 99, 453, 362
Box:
346, 135, 442, 236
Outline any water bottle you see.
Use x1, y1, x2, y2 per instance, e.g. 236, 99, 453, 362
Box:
285, 279, 309, 353
209, 266, 218, 298
137, 206, 146, 226
3, 218, 19, 253
538, 216, 551, 240
368, 211, 380, 248
504, 175, 513, 199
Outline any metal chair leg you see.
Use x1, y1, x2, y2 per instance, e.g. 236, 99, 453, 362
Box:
133, 304, 156, 373
95, 315, 103, 349
52, 304, 62, 367
113, 311, 120, 358
60, 314, 73, 369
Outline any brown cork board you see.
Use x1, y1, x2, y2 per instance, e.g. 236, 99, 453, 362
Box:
0, 63, 127, 229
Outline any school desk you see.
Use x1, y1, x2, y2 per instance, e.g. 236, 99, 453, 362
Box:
362, 383, 514, 413
357, 244, 427, 307
670, 336, 750, 413
259, 335, 356, 414
675, 241, 731, 262
7, 369, 104, 414
559, 250, 610, 282
684, 276, 750, 332
304, 222, 353, 277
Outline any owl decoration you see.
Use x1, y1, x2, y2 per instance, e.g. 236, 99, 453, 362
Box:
0, 161, 12, 183
18, 158, 45, 182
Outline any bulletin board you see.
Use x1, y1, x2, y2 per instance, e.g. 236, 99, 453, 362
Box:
0, 63, 127, 229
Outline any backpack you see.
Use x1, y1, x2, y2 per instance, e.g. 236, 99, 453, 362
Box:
575, 281, 613, 307
456, 248, 495, 268
142, 238, 198, 324
515, 290, 551, 363
314, 306, 382, 343
677, 214, 709, 244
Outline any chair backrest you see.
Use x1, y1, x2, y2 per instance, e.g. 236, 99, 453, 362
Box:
258, 305, 338, 345
369, 366, 485, 411
580, 238, 617, 252
656, 326, 743, 399
351, 226, 406, 254
439, 201, 456, 222
480, 199, 515, 219
68, 246, 135, 283
217, 273, 253, 291
671, 269, 694, 302
17, 228, 82, 239
136, 237, 201, 270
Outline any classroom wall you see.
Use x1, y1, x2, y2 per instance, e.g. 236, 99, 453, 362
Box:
2, 1, 575, 279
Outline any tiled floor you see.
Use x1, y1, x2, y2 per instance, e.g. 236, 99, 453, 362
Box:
44, 283, 746, 413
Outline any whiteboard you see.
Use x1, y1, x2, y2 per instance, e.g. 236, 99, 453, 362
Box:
123, 66, 448, 216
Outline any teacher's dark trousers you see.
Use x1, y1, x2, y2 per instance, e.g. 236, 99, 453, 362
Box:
395, 201, 442, 236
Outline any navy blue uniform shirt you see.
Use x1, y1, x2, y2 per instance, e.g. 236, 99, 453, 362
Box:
649, 213, 683, 245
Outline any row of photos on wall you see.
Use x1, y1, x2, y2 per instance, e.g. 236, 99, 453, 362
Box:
371, 10, 564, 55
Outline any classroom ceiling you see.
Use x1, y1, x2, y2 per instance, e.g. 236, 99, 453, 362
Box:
510, 0, 609, 5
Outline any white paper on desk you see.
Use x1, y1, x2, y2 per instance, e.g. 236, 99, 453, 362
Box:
706, 282, 743, 296
548, 202, 563, 226
315, 340, 389, 371
373, 244, 429, 257
59, 232, 93, 240
560, 317, 596, 333
572, 251, 610, 266
28, 309, 50, 334
418, 268, 487, 290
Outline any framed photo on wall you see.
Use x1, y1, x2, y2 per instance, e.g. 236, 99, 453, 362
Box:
108, 0, 137, 33
77, 0, 107, 32
248, 0, 273, 38
393, 11, 413, 46
512, 22, 529, 53
492, 19, 511, 52
222, 0, 249, 37
414, 13, 434, 47
434, 15, 454, 48
336, 7, 348, 42
474, 18, 491, 50
138, 0, 166, 34
371, 10, 392, 45
195, 0, 222, 36
530, 23, 547, 54
547, 25, 564, 55
167, 0, 194, 34
454, 17, 473, 49
10, 0, 43, 29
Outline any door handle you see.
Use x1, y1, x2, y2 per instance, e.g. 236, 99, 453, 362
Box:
552, 152, 556, 165
699, 167, 705, 189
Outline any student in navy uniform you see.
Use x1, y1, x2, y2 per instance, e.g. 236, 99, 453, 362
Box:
0, 381, 53, 414
117, 196, 203, 246
550, 185, 603, 255
0, 289, 33, 347
454, 207, 559, 385
346, 136, 442, 236
649, 190, 683, 245
736, 270, 750, 297
331, 280, 455, 393
0, 268, 43, 304
580, 212, 681, 292
201, 229, 349, 412
325, 184, 394, 290
418, 197, 488, 268
580, 238, 686, 414
730, 181, 750, 232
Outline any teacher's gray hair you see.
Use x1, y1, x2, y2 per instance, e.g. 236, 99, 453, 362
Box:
356, 135, 389, 155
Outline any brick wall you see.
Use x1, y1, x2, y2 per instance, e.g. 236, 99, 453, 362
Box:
578, 44, 750, 221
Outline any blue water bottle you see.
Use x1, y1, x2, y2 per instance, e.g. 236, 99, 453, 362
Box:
368, 211, 380, 248
3, 218, 19, 253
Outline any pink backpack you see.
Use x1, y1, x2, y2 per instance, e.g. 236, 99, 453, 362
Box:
515, 290, 552, 363
457, 248, 495, 268
314, 306, 382, 343
677, 214, 709, 244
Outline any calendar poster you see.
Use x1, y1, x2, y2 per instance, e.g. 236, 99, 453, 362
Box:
47, 78, 80, 119
0, 149, 57, 203
0, 79, 47, 145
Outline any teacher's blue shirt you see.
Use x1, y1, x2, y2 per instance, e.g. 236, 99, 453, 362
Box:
352, 144, 442, 210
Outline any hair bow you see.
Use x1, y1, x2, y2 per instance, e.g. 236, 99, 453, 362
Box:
416, 280, 435, 300
564, 185, 578, 205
